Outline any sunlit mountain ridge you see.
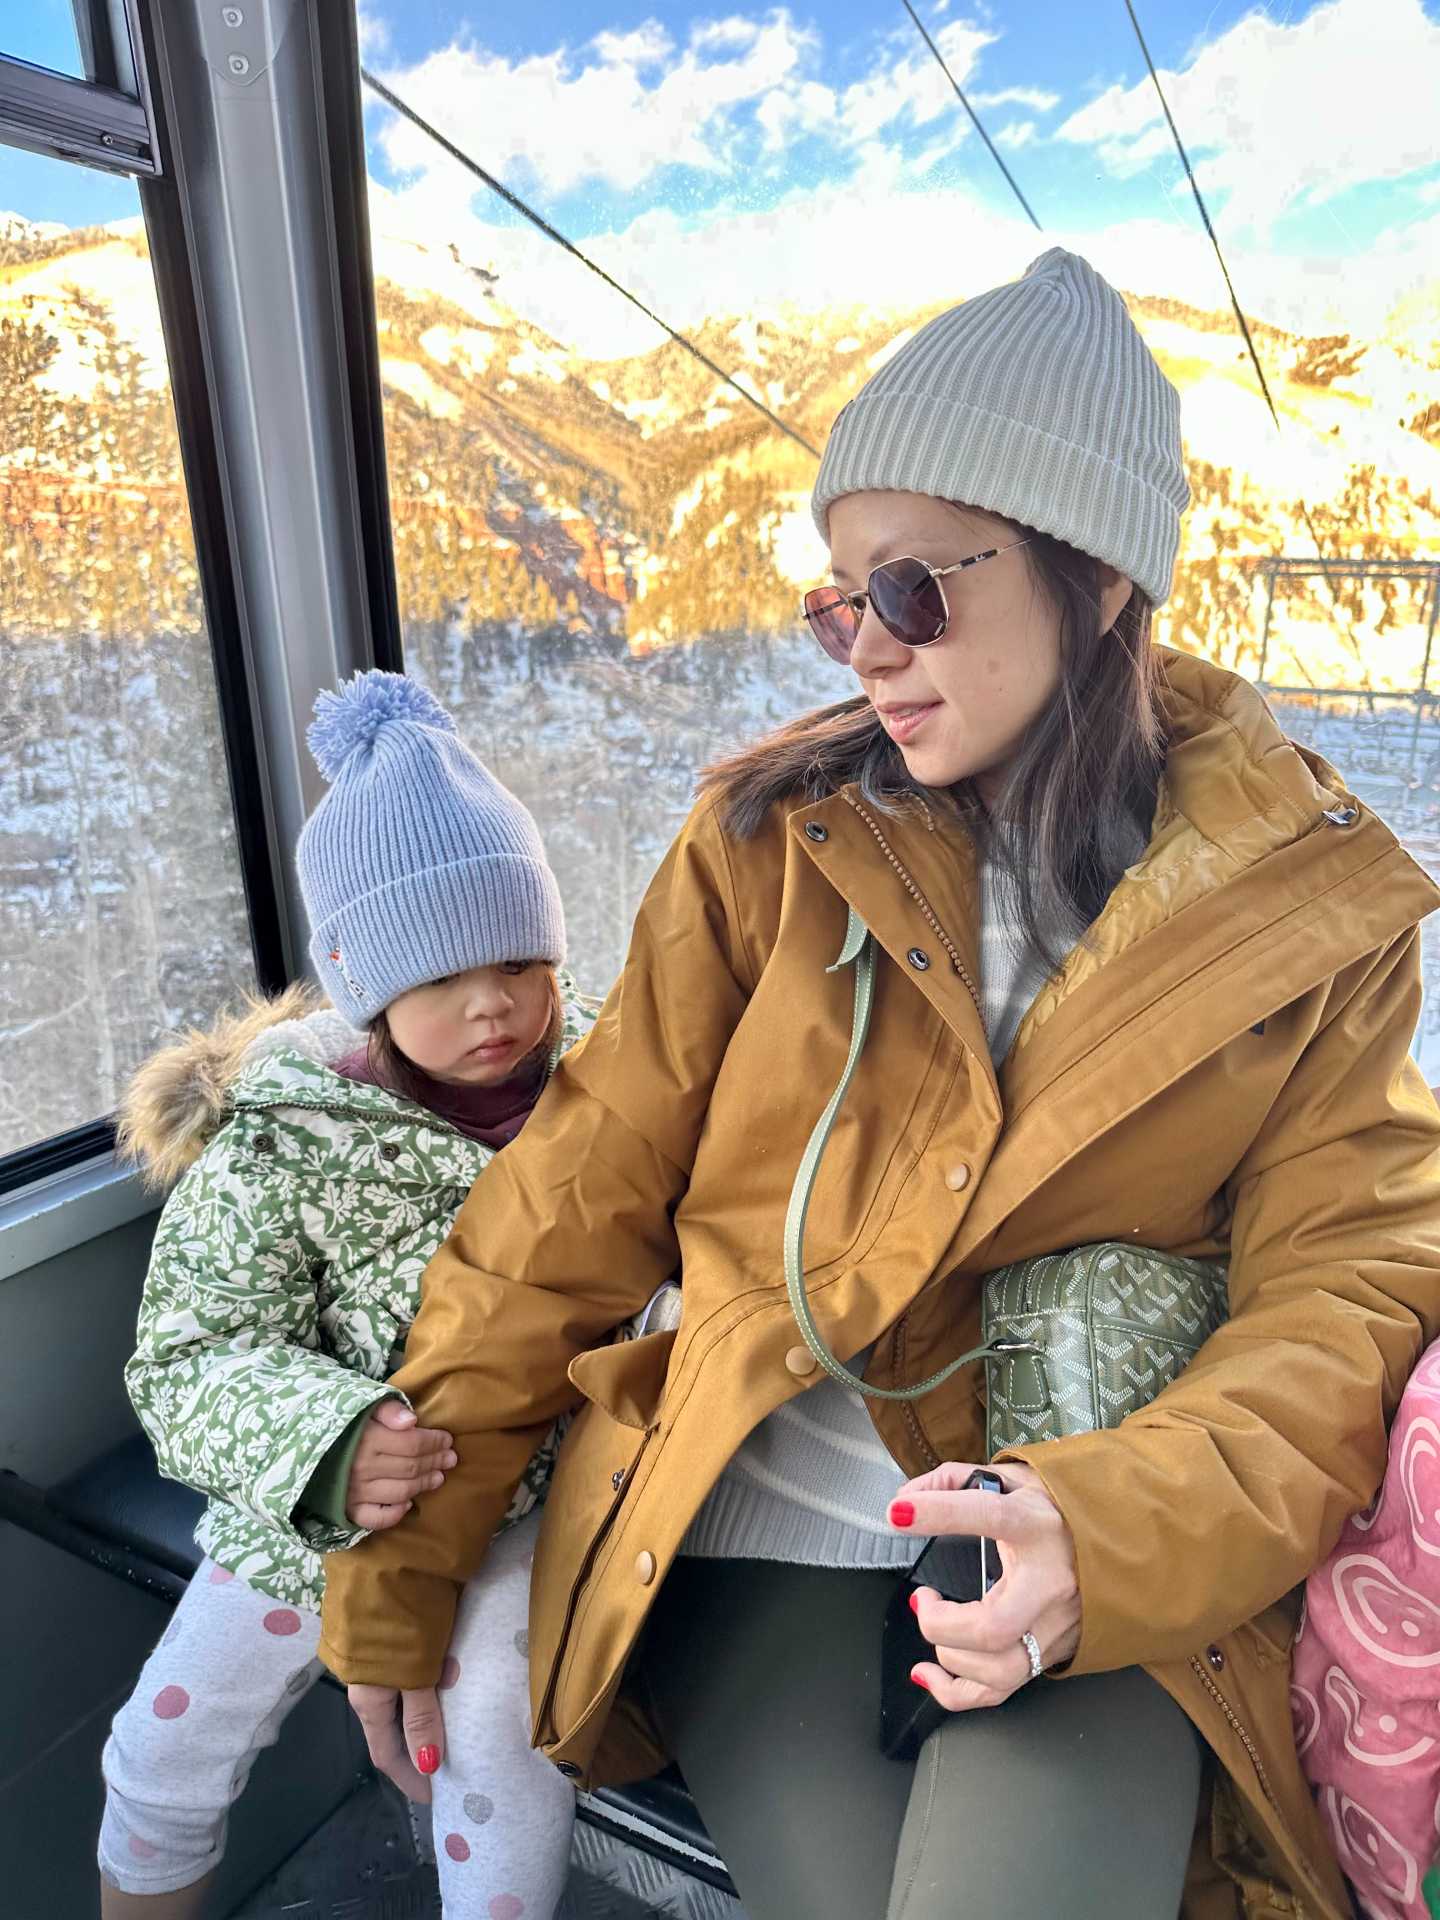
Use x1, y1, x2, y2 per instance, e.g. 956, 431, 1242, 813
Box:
3, 207, 1438, 690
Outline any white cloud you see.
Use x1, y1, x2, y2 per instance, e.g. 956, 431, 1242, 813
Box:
367, 10, 1017, 216
355, 3, 390, 59
835, 19, 994, 146
591, 24, 672, 67
757, 80, 838, 152
1057, 0, 1440, 236
996, 121, 1036, 150
370, 152, 1440, 368
693, 16, 771, 54
757, 14, 999, 159
971, 86, 1060, 112
370, 15, 814, 198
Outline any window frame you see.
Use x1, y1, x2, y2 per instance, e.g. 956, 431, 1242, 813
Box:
0, 0, 401, 1196
0, 2, 159, 175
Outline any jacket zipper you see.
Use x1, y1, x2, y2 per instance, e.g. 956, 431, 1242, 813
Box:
1189, 1656, 1281, 1814
844, 789, 984, 1471
536, 1424, 659, 1750
1188, 1652, 1321, 1914
841, 793, 984, 1021
243, 1093, 472, 1148
1198, 1651, 1344, 1920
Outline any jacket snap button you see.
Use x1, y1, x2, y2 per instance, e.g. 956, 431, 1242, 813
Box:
907, 947, 931, 971
611, 1468, 625, 1491
555, 1760, 582, 1779
1206, 1645, 1225, 1672
785, 1345, 818, 1377
804, 821, 828, 843
945, 1163, 971, 1193
634, 1550, 657, 1586
252, 1133, 275, 1155
380, 1142, 400, 1162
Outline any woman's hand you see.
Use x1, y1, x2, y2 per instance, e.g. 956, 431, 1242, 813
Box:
346, 1401, 458, 1531
890, 1460, 1081, 1710
347, 1684, 447, 1801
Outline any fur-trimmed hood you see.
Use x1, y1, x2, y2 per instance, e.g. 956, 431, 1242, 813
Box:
117, 987, 365, 1189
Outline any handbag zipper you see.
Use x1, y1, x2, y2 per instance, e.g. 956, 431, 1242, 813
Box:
840, 792, 983, 1021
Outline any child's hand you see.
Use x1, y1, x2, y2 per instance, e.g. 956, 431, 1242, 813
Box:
348, 1684, 446, 1803
347, 1401, 457, 1530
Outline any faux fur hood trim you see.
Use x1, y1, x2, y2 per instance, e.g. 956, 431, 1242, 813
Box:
117, 987, 363, 1188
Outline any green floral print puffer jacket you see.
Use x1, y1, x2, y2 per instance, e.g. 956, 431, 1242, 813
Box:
123, 977, 599, 1610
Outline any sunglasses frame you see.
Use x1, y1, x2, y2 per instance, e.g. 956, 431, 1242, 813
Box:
804, 536, 1032, 659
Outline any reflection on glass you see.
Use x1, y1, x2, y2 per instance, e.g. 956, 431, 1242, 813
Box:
363, 46, 855, 998
360, 6, 1440, 1061
0, 161, 255, 1158
1, 5, 86, 80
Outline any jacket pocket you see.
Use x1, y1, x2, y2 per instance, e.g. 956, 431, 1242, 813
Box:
568, 1327, 678, 1428
1239, 1588, 1301, 1668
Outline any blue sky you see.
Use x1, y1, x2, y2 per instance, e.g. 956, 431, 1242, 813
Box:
5, 1, 1439, 346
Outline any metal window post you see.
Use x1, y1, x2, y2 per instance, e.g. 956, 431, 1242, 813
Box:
1258, 567, 1276, 683
1421, 568, 1440, 699
139, 0, 396, 979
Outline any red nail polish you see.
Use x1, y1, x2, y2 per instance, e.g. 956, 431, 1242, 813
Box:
416, 1745, 440, 1774
910, 1670, 930, 1691
890, 1499, 915, 1528
908, 1589, 921, 1615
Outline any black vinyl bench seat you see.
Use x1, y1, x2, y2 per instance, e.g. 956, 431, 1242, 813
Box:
0, 1434, 731, 1896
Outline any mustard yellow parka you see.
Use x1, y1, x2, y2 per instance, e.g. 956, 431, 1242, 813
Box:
321, 651, 1440, 1918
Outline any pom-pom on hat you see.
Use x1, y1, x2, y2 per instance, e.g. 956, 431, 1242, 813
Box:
811, 248, 1189, 606
295, 670, 564, 1022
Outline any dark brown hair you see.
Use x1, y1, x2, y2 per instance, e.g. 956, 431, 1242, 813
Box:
367, 964, 564, 1099
702, 528, 1165, 967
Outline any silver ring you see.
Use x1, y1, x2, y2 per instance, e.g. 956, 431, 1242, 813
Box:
1020, 1631, 1044, 1681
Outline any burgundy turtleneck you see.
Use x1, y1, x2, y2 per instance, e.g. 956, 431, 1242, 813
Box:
333, 1046, 546, 1149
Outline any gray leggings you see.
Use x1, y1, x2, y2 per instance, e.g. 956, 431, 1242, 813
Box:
640, 1558, 1201, 1920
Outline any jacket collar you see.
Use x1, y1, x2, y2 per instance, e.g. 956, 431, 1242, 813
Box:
228, 1047, 424, 1123
787, 784, 996, 1094
1153, 647, 1353, 860
790, 653, 1440, 1242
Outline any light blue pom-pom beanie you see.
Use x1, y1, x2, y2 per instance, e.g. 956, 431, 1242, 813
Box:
295, 671, 565, 1022
811, 248, 1189, 606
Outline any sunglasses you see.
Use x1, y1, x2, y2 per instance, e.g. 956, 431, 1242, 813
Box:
802, 538, 1031, 665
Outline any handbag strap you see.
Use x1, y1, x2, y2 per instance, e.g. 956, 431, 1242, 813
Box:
782, 907, 1002, 1402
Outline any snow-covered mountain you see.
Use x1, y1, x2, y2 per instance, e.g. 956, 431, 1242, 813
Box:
3, 203, 1439, 682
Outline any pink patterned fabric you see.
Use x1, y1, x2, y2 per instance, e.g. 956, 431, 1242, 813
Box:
1292, 1338, 1440, 1919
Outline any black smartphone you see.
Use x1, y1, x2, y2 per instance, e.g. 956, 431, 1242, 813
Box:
879, 1469, 1005, 1763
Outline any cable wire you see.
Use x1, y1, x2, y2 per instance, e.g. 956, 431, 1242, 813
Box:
1120, 0, 1277, 429
1120, 0, 1336, 576
360, 67, 821, 460
900, 0, 1043, 232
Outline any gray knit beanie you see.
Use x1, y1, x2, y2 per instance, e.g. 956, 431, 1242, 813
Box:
811, 248, 1188, 605
295, 671, 565, 1022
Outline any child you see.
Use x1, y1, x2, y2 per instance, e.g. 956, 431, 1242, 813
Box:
98, 671, 593, 1920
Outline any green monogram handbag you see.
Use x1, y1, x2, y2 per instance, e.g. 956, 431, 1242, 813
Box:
784, 910, 1229, 1449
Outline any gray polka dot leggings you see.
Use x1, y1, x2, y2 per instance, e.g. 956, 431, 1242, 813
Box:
98, 1508, 574, 1917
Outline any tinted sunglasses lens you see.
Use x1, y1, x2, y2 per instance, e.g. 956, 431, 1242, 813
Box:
804, 587, 857, 664
869, 557, 947, 647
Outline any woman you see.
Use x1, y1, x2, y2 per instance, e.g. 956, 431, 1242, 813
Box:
319, 250, 1440, 1919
